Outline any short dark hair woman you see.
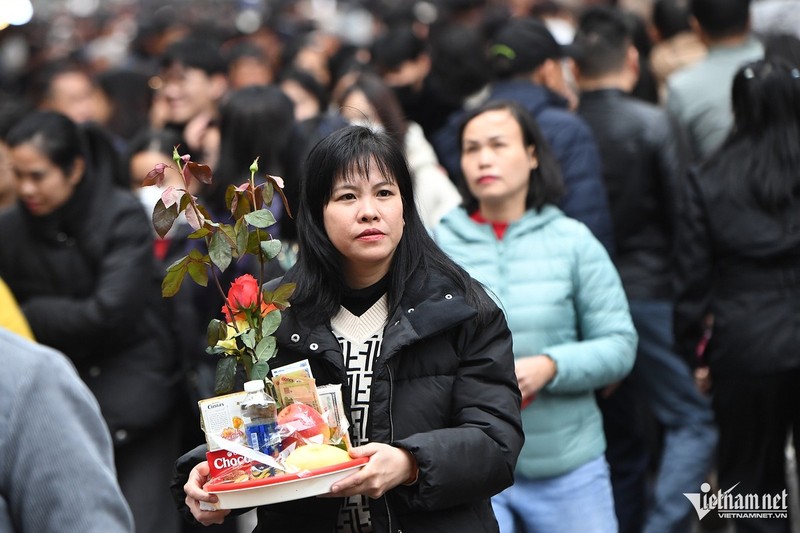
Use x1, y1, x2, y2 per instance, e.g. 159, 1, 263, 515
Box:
178, 125, 524, 532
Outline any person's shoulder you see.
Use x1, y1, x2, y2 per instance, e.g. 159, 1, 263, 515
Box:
0, 330, 77, 394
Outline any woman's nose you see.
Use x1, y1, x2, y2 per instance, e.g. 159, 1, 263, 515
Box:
358, 198, 379, 221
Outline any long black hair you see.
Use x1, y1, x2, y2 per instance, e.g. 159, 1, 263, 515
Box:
704, 59, 800, 211
209, 85, 295, 213
457, 100, 564, 215
291, 125, 488, 323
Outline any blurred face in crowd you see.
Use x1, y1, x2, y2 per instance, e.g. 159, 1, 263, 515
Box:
42, 71, 98, 124
228, 56, 273, 90
461, 108, 537, 220
340, 89, 380, 126
323, 162, 404, 288
280, 79, 320, 122
11, 142, 83, 216
159, 63, 226, 125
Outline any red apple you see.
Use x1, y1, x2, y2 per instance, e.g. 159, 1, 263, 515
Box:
277, 403, 331, 448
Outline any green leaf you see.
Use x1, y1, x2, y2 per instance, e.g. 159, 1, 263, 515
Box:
244, 209, 276, 229
235, 218, 248, 257
233, 193, 251, 220
209, 231, 232, 272
165, 255, 188, 273
264, 282, 297, 309
153, 198, 179, 238
187, 227, 211, 239
246, 229, 265, 255
241, 329, 256, 349
262, 181, 274, 206
255, 336, 276, 362
260, 309, 282, 337
187, 261, 209, 286
218, 224, 238, 250
251, 360, 270, 381
214, 356, 238, 395
206, 319, 228, 347
161, 265, 187, 297
260, 239, 282, 261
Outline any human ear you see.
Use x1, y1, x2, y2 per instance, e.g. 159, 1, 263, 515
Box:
527, 145, 538, 170
69, 157, 85, 185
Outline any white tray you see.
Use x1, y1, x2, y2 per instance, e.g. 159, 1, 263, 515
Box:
205, 458, 368, 509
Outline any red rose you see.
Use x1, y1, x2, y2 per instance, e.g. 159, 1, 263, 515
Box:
223, 274, 260, 319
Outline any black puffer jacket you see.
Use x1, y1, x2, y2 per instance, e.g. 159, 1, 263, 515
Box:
0, 176, 179, 446
578, 88, 685, 299
674, 167, 800, 375
175, 268, 523, 533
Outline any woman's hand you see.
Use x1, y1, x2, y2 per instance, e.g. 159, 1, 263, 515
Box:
184, 461, 231, 526
515, 355, 557, 403
328, 443, 417, 499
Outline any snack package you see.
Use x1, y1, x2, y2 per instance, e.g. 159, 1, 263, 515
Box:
198, 391, 251, 478
316, 384, 352, 450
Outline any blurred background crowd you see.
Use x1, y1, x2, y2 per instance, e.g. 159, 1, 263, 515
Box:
1, 0, 799, 532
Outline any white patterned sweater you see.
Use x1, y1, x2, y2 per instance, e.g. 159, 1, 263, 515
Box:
332, 294, 389, 533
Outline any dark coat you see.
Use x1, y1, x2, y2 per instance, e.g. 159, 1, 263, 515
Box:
0, 177, 179, 446
578, 88, 686, 300
431, 80, 615, 253
174, 268, 523, 533
673, 167, 800, 376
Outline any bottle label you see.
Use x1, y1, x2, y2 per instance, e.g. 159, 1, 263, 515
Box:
245, 422, 281, 477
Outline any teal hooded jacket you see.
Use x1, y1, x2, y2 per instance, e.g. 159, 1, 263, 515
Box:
435, 205, 637, 479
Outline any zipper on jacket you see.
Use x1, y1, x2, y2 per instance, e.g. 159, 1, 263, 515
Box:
386, 363, 395, 532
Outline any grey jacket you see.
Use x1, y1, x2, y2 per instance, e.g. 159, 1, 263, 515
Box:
0, 329, 133, 532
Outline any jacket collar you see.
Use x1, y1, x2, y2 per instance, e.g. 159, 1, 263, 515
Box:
274, 269, 478, 360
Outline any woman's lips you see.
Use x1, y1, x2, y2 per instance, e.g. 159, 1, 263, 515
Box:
357, 229, 385, 240
477, 175, 499, 185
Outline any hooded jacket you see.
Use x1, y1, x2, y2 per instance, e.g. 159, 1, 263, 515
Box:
174, 267, 523, 532
0, 173, 179, 446
435, 206, 637, 478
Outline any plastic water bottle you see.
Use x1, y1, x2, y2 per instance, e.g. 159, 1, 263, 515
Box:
241, 379, 281, 476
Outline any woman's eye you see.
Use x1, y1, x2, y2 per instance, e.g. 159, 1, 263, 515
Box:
377, 189, 394, 197
339, 193, 356, 201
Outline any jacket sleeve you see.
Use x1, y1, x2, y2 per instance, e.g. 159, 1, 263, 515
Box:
22, 199, 156, 357
542, 226, 637, 393
673, 168, 713, 366
551, 119, 616, 255
392, 300, 523, 511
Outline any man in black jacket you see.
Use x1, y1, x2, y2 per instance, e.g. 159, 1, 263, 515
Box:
572, 7, 718, 533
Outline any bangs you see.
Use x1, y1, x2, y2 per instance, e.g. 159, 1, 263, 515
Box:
326, 150, 397, 200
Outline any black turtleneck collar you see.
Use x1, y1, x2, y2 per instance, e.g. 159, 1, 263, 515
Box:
340, 274, 389, 317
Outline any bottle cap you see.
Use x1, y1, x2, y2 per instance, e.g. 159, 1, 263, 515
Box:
243, 379, 265, 392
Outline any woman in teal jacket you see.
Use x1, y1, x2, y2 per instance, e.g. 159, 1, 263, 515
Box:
435, 100, 637, 533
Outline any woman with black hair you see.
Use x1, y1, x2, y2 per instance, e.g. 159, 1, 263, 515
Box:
434, 100, 637, 532
674, 59, 800, 532
0, 111, 182, 533
177, 125, 523, 532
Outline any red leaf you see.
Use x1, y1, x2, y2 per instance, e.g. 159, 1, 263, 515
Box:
184, 161, 213, 185
160, 186, 184, 208
142, 163, 168, 187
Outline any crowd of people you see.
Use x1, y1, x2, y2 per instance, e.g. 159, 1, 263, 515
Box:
1, 0, 799, 532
